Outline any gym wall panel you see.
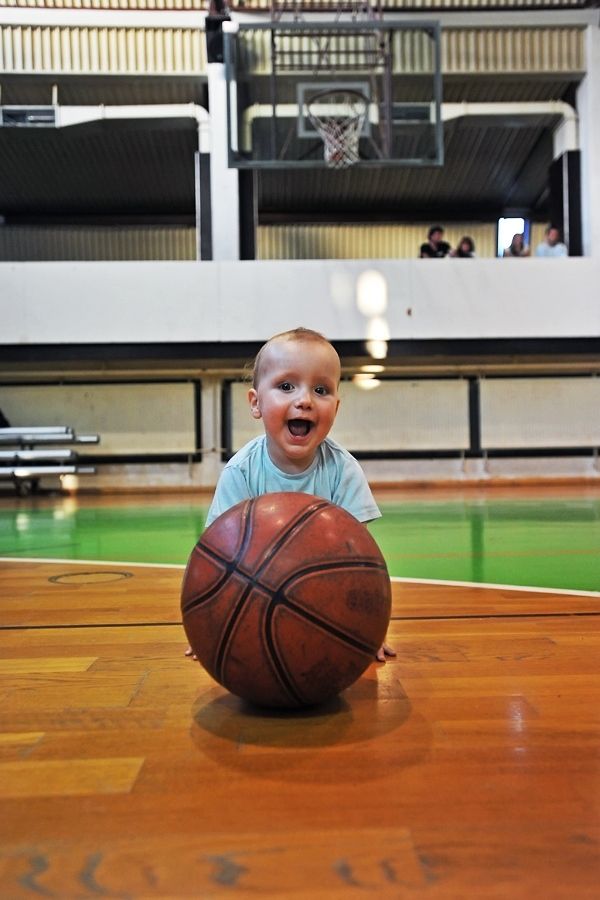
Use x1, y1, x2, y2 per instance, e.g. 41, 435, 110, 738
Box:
0, 0, 589, 9
258, 223, 497, 260
0, 1, 206, 7
0, 382, 198, 454
230, 379, 471, 453
0, 18, 585, 78
0, 225, 562, 263
0, 225, 195, 261
530, 222, 551, 253
440, 26, 584, 75
0, 24, 205, 73
480, 376, 600, 448
334, 380, 471, 452
232, 25, 585, 78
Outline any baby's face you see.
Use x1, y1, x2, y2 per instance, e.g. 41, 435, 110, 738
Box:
248, 339, 340, 474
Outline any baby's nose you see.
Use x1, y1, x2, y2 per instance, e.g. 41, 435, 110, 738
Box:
294, 387, 312, 407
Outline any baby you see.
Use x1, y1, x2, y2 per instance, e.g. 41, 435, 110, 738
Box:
186, 327, 395, 661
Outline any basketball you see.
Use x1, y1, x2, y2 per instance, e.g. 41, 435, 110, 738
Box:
181, 492, 391, 708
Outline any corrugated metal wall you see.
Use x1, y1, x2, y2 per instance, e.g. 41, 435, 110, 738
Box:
0, 1, 207, 7
0, 225, 196, 260
239, 26, 584, 76
530, 222, 548, 253
0, 23, 584, 75
0, 223, 561, 260
257, 222, 498, 259
0, 24, 205, 73
266, 0, 590, 8
441, 26, 584, 74
0, 0, 590, 10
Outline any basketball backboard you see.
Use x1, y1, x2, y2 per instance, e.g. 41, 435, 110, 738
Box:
223, 20, 443, 169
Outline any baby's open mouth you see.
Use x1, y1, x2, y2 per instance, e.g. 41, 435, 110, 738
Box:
288, 419, 312, 437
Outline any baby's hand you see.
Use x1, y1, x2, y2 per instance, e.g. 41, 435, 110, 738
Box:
184, 645, 197, 660
376, 642, 396, 662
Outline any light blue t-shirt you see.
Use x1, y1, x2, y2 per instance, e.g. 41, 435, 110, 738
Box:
206, 435, 381, 526
534, 241, 568, 257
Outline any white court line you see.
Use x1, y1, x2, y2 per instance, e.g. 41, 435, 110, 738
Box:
1, 556, 599, 598
390, 575, 600, 599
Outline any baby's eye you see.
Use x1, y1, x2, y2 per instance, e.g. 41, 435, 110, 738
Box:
278, 382, 294, 392
314, 385, 329, 396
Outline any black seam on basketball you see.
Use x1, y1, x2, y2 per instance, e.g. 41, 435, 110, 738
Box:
181, 555, 236, 614
213, 499, 259, 679
273, 560, 389, 654
262, 578, 377, 705
182, 500, 256, 614
186, 556, 387, 651
274, 598, 378, 656
263, 600, 304, 707
247, 499, 331, 581
214, 582, 256, 684
259, 562, 389, 693
182, 498, 331, 614
212, 501, 330, 685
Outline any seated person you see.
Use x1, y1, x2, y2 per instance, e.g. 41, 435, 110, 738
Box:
420, 225, 451, 258
503, 233, 530, 257
534, 225, 568, 257
451, 236, 476, 258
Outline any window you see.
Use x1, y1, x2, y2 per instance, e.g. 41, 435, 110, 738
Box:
497, 217, 529, 257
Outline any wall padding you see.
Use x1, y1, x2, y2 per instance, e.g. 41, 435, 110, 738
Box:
480, 377, 600, 449
0, 382, 198, 455
230, 379, 471, 453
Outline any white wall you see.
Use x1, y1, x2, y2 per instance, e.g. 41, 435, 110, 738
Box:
1, 257, 599, 346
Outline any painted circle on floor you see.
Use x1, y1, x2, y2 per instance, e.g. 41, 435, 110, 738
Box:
48, 571, 134, 585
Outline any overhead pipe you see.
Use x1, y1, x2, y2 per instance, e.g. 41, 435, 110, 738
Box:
53, 103, 211, 154
241, 99, 578, 158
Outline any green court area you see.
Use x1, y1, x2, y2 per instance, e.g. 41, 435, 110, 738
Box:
1, 494, 599, 593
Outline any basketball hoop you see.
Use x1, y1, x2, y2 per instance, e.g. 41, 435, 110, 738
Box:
306, 88, 368, 169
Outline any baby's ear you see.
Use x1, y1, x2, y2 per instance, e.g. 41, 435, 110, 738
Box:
248, 388, 262, 419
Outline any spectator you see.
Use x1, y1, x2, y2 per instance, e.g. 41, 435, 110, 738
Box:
503, 233, 530, 257
451, 236, 476, 258
420, 225, 451, 258
535, 224, 568, 258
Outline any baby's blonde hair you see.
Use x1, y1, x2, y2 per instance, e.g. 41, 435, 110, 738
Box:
252, 328, 339, 388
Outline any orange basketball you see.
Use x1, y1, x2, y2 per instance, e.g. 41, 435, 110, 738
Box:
181, 492, 391, 708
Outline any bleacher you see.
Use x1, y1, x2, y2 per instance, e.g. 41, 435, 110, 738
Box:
0, 427, 99, 496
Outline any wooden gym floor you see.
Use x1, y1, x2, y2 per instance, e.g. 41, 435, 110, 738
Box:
0, 490, 599, 897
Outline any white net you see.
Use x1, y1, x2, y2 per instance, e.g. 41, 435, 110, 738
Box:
307, 90, 368, 169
